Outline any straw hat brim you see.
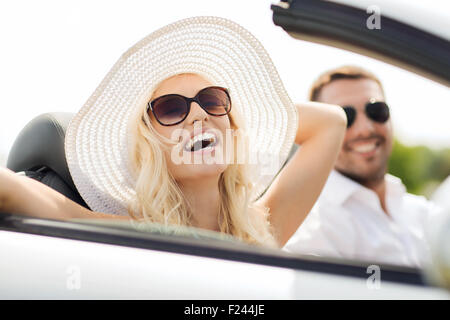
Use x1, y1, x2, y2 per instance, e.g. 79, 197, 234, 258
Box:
65, 16, 298, 215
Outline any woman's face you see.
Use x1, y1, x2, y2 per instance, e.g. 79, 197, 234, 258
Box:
149, 73, 231, 182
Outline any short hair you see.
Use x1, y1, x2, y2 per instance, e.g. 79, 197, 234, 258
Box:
308, 65, 385, 101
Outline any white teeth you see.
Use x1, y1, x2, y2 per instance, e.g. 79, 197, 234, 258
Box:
185, 132, 216, 151
353, 143, 376, 153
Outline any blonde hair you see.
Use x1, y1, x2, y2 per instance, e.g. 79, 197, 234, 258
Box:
127, 75, 277, 247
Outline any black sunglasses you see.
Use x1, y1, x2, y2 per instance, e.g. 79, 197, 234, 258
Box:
147, 86, 232, 126
342, 100, 390, 128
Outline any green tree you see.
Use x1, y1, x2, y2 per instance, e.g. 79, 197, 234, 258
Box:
388, 139, 450, 197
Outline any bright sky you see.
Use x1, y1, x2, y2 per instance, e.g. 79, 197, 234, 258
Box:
0, 0, 449, 165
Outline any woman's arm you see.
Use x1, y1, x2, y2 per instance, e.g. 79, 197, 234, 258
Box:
258, 102, 347, 247
0, 167, 129, 220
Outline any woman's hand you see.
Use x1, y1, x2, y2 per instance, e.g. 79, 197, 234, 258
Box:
258, 102, 347, 247
0, 166, 129, 220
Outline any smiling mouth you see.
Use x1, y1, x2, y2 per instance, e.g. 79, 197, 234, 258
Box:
349, 139, 382, 154
353, 142, 377, 153
184, 132, 218, 152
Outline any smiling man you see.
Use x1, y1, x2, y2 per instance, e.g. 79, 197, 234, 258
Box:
284, 65, 442, 267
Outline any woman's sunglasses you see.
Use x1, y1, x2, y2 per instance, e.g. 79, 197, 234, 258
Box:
147, 86, 232, 126
343, 100, 390, 128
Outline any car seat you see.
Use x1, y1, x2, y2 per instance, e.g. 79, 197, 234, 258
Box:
6, 113, 89, 209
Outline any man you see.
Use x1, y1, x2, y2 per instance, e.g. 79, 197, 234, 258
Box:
284, 65, 442, 268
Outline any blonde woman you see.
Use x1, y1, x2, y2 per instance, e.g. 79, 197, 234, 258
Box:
0, 17, 346, 247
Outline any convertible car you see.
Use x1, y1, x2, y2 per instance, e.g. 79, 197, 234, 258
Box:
1, 0, 449, 299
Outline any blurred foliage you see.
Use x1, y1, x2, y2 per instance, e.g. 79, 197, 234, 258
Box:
388, 139, 450, 197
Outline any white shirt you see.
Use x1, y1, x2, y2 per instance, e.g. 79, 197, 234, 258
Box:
284, 170, 443, 268
431, 175, 450, 209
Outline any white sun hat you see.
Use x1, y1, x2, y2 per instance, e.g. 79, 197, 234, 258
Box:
65, 16, 298, 216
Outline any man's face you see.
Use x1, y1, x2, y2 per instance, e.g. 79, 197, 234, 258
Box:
317, 78, 393, 186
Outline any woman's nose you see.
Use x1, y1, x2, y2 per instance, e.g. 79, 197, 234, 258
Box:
185, 102, 209, 125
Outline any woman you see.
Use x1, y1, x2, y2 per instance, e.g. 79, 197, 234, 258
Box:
0, 17, 346, 247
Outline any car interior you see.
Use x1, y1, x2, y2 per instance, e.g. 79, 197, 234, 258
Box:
6, 112, 89, 209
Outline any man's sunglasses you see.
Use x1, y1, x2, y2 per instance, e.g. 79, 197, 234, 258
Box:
147, 86, 232, 126
342, 100, 390, 128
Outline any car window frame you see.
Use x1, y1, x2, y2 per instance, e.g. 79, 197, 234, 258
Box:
271, 0, 450, 87
0, 212, 427, 286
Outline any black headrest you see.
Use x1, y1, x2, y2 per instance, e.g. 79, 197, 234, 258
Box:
7, 112, 76, 191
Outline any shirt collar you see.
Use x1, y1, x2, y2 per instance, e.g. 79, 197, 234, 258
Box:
320, 170, 362, 205
385, 173, 407, 197
321, 170, 406, 205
